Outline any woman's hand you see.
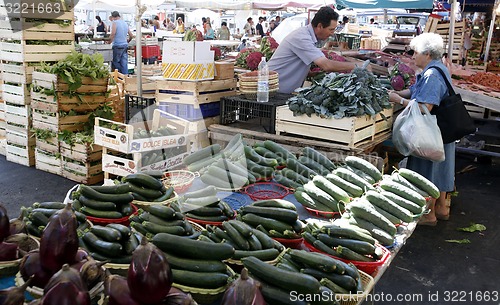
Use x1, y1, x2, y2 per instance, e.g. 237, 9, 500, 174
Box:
388, 91, 402, 104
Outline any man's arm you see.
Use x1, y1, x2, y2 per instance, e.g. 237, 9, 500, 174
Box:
314, 56, 358, 73
109, 21, 117, 42
128, 28, 134, 43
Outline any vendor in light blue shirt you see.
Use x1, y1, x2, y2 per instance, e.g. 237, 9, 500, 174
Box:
109, 11, 134, 75
268, 6, 359, 94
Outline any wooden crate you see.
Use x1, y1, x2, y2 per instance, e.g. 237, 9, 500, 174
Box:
35, 136, 59, 154
0, 100, 4, 121
6, 142, 35, 166
214, 62, 235, 80
61, 156, 103, 184
35, 148, 62, 175
0, 17, 74, 41
0, 62, 35, 84
0, 119, 5, 137
275, 106, 394, 149
60, 142, 102, 163
30, 90, 108, 112
0, 41, 74, 63
2, 82, 30, 105
31, 71, 109, 92
0, 137, 5, 156
435, 21, 465, 64
32, 108, 90, 132
124, 75, 156, 94
6, 129, 34, 147
5, 103, 31, 132
155, 79, 237, 105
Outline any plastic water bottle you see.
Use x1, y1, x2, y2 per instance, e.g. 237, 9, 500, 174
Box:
257, 57, 269, 103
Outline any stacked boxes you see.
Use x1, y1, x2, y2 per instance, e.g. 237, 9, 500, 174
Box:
162, 41, 215, 81
0, 61, 5, 154
0, 0, 75, 165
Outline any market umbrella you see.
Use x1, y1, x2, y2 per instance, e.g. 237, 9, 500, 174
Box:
334, 0, 434, 10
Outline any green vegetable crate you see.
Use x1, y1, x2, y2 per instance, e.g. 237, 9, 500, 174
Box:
60, 142, 103, 185
275, 106, 394, 149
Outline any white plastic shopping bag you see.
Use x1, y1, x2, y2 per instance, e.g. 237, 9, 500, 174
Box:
392, 100, 445, 162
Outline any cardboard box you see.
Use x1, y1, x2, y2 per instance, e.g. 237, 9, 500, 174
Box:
161, 61, 215, 81
162, 41, 213, 63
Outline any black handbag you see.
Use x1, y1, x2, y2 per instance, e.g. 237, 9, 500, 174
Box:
430, 66, 476, 144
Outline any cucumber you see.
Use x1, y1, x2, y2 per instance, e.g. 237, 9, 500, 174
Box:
142, 222, 186, 235
379, 179, 426, 207
332, 168, 374, 191
244, 145, 278, 167
273, 174, 302, 189
187, 154, 222, 172
303, 181, 341, 212
380, 191, 424, 215
172, 269, 229, 289
80, 206, 123, 219
242, 256, 321, 294
254, 146, 285, 165
241, 213, 294, 233
263, 140, 296, 160
162, 252, 227, 273
317, 234, 376, 256
241, 206, 298, 224
345, 165, 376, 185
200, 172, 245, 190
183, 185, 217, 199
122, 173, 163, 190
312, 175, 351, 203
251, 199, 297, 211
223, 134, 243, 156
82, 231, 123, 257
302, 147, 336, 171
398, 168, 440, 199
286, 158, 317, 179
214, 158, 249, 178
345, 156, 382, 182
348, 199, 397, 236
365, 190, 413, 223
371, 204, 401, 225
182, 144, 221, 166
222, 221, 250, 250
288, 249, 345, 274
390, 173, 430, 198
281, 168, 309, 185
325, 173, 364, 197
298, 156, 330, 176
336, 245, 375, 262
233, 248, 280, 260
245, 159, 274, 177
78, 184, 134, 205
90, 225, 122, 242
78, 195, 117, 211
208, 164, 249, 186
152, 233, 235, 260
294, 191, 332, 212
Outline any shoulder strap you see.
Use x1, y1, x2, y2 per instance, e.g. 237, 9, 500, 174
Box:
429, 66, 455, 96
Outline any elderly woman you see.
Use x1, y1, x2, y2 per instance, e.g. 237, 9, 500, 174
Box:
388, 33, 454, 226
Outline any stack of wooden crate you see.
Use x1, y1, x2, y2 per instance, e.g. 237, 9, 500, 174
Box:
0, 61, 4, 155
0, 2, 75, 165
434, 21, 466, 64
31, 71, 108, 183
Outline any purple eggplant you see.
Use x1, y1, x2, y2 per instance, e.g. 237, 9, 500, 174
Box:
0, 276, 32, 305
39, 203, 79, 272
0, 205, 10, 243
164, 287, 198, 305
221, 268, 266, 305
41, 281, 90, 305
0, 241, 19, 261
127, 238, 173, 304
9, 208, 27, 235
105, 274, 142, 305
19, 250, 54, 289
44, 264, 87, 294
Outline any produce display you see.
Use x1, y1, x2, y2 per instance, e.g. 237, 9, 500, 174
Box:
287, 62, 392, 118
389, 62, 416, 91
0, 206, 39, 262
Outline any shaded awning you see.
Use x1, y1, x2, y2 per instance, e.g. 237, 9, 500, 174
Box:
335, 0, 434, 10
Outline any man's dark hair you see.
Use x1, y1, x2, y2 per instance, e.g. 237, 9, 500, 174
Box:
221, 21, 227, 26
311, 6, 339, 28
342, 16, 349, 23
247, 17, 252, 22
111, 11, 120, 18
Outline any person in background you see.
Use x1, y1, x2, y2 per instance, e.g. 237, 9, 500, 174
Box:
152, 15, 161, 32
237, 39, 248, 51
204, 22, 215, 40
256, 16, 265, 37
269, 19, 276, 33
217, 22, 231, 40
109, 11, 133, 75
370, 18, 378, 25
268, 6, 360, 94
96, 16, 107, 33
388, 33, 454, 226
243, 17, 255, 36
274, 15, 281, 28
202, 17, 208, 34
164, 18, 176, 31
174, 17, 185, 34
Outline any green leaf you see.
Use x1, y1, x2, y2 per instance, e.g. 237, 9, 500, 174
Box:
445, 239, 471, 244
457, 223, 486, 232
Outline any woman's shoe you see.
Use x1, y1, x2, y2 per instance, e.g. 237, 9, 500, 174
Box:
436, 193, 452, 221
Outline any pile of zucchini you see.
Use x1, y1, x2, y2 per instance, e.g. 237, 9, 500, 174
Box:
133, 126, 177, 139
243, 250, 365, 305
303, 223, 385, 264
237, 199, 304, 240
172, 185, 235, 223
152, 233, 236, 289
22, 202, 90, 238
129, 205, 201, 239
199, 220, 284, 262
79, 223, 138, 264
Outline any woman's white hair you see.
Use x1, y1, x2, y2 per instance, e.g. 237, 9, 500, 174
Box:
410, 33, 444, 60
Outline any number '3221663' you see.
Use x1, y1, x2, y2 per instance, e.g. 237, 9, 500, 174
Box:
5, 3, 61, 14
443, 290, 498, 302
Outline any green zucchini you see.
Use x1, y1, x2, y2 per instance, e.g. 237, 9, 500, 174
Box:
82, 231, 123, 257
182, 144, 221, 166
241, 213, 294, 233
242, 256, 321, 294
332, 168, 374, 191
251, 228, 275, 249
233, 248, 280, 260
183, 185, 217, 199
229, 219, 253, 238
263, 140, 296, 159
298, 156, 330, 176
302, 147, 336, 171
30, 211, 49, 227
142, 222, 186, 235
251, 199, 297, 210
379, 179, 426, 207
281, 168, 309, 185
152, 233, 235, 260
247, 233, 263, 250
312, 175, 351, 203
254, 146, 285, 165
223, 133, 243, 155
311, 239, 338, 256
185, 213, 229, 222
152, 187, 175, 202
172, 269, 229, 289
260, 282, 309, 305
345, 165, 376, 185
391, 173, 430, 198
274, 174, 302, 189
371, 204, 401, 225
286, 158, 318, 179
33, 202, 66, 209
320, 278, 350, 294
288, 249, 345, 274
187, 154, 221, 172
122, 173, 163, 190
320, 225, 377, 245
380, 191, 424, 215
294, 191, 332, 212
245, 159, 274, 177
144, 205, 176, 220
222, 221, 250, 250
80, 206, 123, 219
244, 145, 278, 167
365, 190, 413, 223
139, 213, 184, 227
183, 205, 223, 217
345, 156, 382, 182
219, 201, 235, 218
300, 268, 356, 292
317, 234, 376, 256
214, 158, 249, 178
183, 196, 219, 207
325, 173, 364, 197
90, 225, 122, 242
163, 252, 227, 273
303, 181, 341, 212
78, 195, 117, 211
130, 222, 149, 236
241, 206, 298, 224
78, 184, 133, 204
90, 251, 132, 264
200, 172, 245, 190
335, 245, 375, 262
124, 232, 140, 255
347, 215, 395, 246
398, 168, 440, 199
348, 199, 397, 236
208, 165, 249, 186
127, 182, 164, 199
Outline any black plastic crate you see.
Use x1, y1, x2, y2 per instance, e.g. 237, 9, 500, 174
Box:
125, 94, 156, 123
220, 93, 292, 133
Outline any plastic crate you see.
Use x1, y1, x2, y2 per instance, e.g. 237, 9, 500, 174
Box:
142, 45, 160, 58
339, 33, 362, 49
158, 101, 220, 121
125, 94, 156, 123
220, 93, 292, 133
